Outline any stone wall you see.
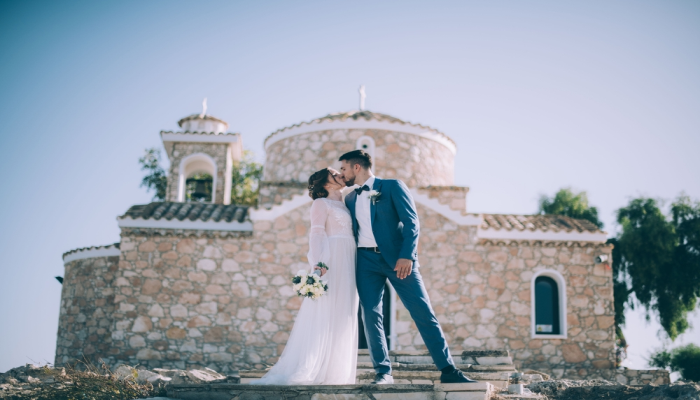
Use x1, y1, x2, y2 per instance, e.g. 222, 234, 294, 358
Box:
417, 186, 469, 213
264, 129, 455, 187
101, 208, 313, 373
258, 181, 307, 210
55, 255, 120, 366
165, 143, 229, 204
600, 368, 670, 385
392, 203, 617, 380
58, 202, 616, 378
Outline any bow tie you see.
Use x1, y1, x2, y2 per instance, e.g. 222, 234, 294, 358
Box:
355, 185, 370, 195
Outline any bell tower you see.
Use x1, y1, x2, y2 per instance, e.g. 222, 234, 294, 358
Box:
160, 102, 243, 205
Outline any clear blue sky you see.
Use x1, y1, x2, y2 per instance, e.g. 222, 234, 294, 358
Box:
1, 0, 698, 373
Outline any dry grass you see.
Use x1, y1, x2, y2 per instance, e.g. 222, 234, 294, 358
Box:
0, 360, 166, 400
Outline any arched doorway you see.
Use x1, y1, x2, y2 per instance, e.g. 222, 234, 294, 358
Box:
358, 282, 393, 349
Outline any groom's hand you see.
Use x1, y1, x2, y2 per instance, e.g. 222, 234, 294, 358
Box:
394, 259, 413, 279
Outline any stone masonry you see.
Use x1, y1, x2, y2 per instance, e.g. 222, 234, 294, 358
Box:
97, 211, 312, 373
264, 129, 454, 187
57, 201, 616, 380
165, 143, 229, 204
55, 255, 120, 366
257, 181, 307, 210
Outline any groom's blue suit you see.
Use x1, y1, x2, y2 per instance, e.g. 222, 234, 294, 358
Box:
345, 177, 455, 375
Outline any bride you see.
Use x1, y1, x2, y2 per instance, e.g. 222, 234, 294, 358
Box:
250, 167, 359, 385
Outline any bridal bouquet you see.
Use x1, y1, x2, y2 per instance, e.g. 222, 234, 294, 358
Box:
292, 263, 329, 300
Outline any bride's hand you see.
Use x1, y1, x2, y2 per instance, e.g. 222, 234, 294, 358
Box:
314, 267, 327, 277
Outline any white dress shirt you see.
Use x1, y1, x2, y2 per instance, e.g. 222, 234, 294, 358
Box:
356, 176, 378, 248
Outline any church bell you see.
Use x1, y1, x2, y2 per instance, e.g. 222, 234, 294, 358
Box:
191, 179, 209, 201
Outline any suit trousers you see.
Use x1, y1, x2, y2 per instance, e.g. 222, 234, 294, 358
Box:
356, 249, 454, 375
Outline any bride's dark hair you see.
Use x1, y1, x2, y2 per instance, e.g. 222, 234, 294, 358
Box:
308, 168, 331, 200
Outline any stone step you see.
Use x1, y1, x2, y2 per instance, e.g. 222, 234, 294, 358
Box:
357, 349, 513, 367
355, 363, 515, 373
167, 382, 495, 400
356, 370, 509, 390
240, 369, 514, 379
239, 369, 510, 390
494, 395, 548, 400
358, 350, 509, 357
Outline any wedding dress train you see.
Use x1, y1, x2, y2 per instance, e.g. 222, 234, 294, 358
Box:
250, 198, 359, 385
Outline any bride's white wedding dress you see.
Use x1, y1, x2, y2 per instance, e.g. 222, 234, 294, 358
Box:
251, 198, 359, 385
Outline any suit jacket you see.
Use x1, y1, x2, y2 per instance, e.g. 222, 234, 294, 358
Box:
345, 177, 421, 268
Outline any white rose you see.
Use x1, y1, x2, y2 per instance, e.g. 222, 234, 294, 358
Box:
297, 270, 307, 277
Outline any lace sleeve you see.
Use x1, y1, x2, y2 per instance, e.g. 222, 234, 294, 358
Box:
307, 199, 331, 268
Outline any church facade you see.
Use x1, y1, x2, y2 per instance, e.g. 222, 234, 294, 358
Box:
56, 109, 639, 381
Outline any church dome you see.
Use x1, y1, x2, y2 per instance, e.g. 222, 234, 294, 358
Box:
263, 110, 456, 187
178, 113, 229, 134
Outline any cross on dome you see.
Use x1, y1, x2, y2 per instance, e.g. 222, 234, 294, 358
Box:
359, 85, 366, 111
200, 98, 208, 118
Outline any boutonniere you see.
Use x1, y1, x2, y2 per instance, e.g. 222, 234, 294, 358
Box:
368, 190, 381, 204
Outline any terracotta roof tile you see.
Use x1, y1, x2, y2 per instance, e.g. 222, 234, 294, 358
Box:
121, 202, 249, 223
481, 214, 602, 233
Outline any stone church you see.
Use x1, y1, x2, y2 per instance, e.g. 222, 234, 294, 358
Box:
56, 107, 644, 381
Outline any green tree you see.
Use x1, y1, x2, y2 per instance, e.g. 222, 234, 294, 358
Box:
612, 196, 700, 340
650, 344, 700, 382
538, 188, 604, 228
139, 148, 167, 201
230, 150, 263, 206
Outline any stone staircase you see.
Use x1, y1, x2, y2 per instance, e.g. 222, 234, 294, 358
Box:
167, 350, 545, 399
354, 349, 515, 390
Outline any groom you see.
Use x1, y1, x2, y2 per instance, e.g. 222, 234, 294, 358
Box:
339, 150, 476, 385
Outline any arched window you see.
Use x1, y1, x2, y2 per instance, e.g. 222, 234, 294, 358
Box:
178, 153, 218, 203
535, 276, 560, 334
530, 270, 567, 338
356, 136, 376, 159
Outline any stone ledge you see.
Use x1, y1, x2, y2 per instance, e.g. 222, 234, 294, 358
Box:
473, 356, 514, 366
462, 350, 510, 358
356, 350, 514, 367
434, 382, 492, 392
355, 371, 509, 381
356, 350, 510, 358
471, 365, 516, 372
494, 395, 547, 400
166, 382, 494, 400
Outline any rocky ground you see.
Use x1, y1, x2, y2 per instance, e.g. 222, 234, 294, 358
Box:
1, 363, 698, 400
0, 363, 235, 400
526, 379, 700, 400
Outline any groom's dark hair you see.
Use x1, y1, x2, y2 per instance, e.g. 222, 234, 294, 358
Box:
339, 150, 372, 170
